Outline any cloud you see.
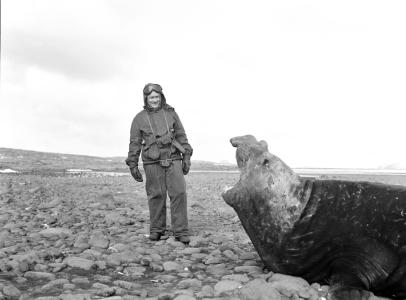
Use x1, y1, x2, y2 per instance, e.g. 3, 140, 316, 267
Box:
5, 30, 132, 81
3, 0, 135, 81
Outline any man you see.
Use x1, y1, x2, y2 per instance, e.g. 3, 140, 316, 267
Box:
126, 83, 193, 243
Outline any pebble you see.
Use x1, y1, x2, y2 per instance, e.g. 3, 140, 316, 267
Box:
234, 265, 263, 273
59, 294, 91, 300
24, 271, 56, 281
39, 228, 72, 239
2, 284, 22, 298
64, 257, 95, 270
177, 278, 202, 290
239, 278, 281, 300
179, 247, 201, 255
222, 274, 250, 283
173, 295, 196, 300
163, 261, 183, 272
214, 280, 241, 294
40, 279, 70, 292
89, 232, 110, 249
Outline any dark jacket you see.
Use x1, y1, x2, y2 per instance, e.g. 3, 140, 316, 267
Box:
126, 104, 193, 167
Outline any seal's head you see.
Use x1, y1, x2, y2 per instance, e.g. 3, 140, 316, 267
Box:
222, 135, 306, 270
222, 135, 300, 211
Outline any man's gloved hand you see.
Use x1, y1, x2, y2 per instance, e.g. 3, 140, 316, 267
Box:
182, 154, 191, 175
130, 167, 143, 182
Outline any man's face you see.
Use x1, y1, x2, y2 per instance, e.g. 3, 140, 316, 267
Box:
147, 91, 161, 109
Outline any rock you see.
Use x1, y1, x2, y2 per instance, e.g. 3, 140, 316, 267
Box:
214, 280, 241, 294
222, 274, 250, 283
108, 251, 141, 266
223, 249, 238, 260
122, 296, 144, 300
113, 280, 142, 290
154, 274, 177, 283
178, 247, 201, 255
49, 262, 66, 272
89, 232, 109, 249
106, 253, 122, 267
94, 275, 112, 283
71, 278, 90, 285
15, 277, 28, 284
206, 263, 229, 276
38, 197, 62, 209
40, 279, 70, 292
59, 294, 91, 300
150, 253, 162, 261
93, 283, 116, 297
189, 236, 207, 247
204, 256, 222, 265
34, 263, 48, 272
162, 261, 183, 272
24, 271, 56, 281
209, 249, 222, 256
123, 266, 146, 278
234, 265, 263, 273
64, 257, 95, 270
239, 278, 281, 300
39, 228, 72, 239
157, 293, 174, 300
267, 273, 310, 297
242, 260, 258, 266
95, 260, 107, 270
2, 284, 22, 298
140, 257, 151, 266
73, 235, 90, 249
108, 243, 128, 252
151, 262, 164, 272
177, 278, 202, 290
166, 238, 185, 248
81, 249, 102, 260
195, 285, 215, 298
63, 283, 76, 290
173, 295, 196, 300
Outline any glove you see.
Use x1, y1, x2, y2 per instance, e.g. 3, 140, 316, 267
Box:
182, 155, 191, 175
130, 167, 143, 182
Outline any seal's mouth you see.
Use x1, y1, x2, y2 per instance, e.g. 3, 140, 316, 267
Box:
222, 185, 235, 205
221, 135, 272, 207
222, 181, 245, 207
222, 135, 258, 206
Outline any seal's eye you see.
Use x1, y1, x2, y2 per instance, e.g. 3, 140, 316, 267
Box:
263, 158, 270, 167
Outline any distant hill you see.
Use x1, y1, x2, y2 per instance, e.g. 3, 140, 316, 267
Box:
0, 148, 237, 172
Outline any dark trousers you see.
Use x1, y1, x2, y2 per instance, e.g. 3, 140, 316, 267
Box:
144, 160, 188, 237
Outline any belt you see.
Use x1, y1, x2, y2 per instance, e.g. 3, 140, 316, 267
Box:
143, 158, 182, 165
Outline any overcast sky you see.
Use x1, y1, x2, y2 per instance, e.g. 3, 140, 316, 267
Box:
1, 0, 406, 168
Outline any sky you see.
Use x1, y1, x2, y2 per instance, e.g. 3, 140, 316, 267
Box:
1, 0, 406, 168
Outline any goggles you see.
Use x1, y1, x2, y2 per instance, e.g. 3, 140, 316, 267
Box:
143, 83, 163, 95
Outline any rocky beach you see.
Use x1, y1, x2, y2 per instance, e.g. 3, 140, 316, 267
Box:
0, 149, 398, 300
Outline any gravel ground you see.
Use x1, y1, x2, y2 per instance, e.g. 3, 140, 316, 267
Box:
0, 172, 393, 300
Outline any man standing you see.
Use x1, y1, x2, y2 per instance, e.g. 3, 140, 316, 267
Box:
126, 83, 193, 243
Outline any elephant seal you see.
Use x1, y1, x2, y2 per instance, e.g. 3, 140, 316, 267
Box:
222, 135, 406, 300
